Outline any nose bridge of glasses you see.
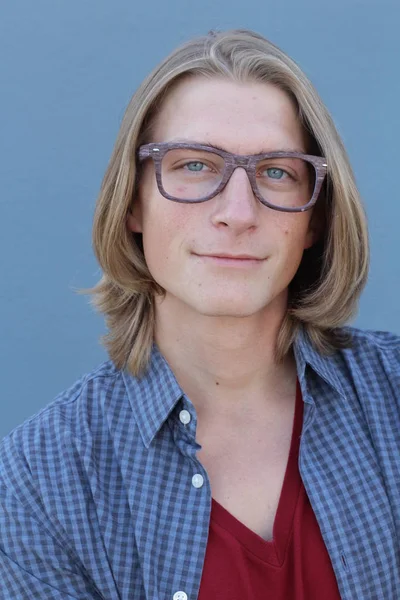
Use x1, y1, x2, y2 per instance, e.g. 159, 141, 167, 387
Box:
222, 157, 256, 202
238, 155, 251, 167
227, 155, 254, 187
227, 154, 252, 170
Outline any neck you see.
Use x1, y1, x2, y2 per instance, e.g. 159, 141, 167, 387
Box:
154, 294, 297, 417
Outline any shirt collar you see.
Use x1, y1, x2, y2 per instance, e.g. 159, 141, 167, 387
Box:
122, 343, 184, 448
293, 327, 346, 399
122, 330, 346, 447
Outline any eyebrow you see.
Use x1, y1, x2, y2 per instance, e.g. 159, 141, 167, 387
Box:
167, 137, 306, 154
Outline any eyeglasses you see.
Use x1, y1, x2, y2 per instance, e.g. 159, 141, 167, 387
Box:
137, 142, 327, 213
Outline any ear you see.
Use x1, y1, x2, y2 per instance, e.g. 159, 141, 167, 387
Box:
127, 200, 143, 233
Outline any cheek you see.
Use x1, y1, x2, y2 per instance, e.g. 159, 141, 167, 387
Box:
271, 215, 313, 264
140, 197, 197, 269
280, 211, 313, 244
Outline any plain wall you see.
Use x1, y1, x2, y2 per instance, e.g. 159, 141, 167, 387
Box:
1, 0, 399, 440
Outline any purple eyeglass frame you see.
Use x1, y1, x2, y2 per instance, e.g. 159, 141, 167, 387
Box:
137, 142, 328, 213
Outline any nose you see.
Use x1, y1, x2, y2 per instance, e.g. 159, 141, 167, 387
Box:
210, 167, 259, 234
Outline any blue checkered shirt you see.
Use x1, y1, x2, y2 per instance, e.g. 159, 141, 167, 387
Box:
0, 327, 399, 599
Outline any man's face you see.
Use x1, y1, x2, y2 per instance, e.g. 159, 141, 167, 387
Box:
128, 77, 317, 320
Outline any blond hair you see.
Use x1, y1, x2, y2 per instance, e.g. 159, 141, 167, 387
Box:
89, 29, 369, 376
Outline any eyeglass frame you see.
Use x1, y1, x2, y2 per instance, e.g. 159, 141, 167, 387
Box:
137, 142, 328, 213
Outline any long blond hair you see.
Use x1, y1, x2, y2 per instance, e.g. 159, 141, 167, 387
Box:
90, 29, 369, 376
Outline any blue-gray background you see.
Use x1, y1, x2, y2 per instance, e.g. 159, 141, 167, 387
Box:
1, 0, 399, 440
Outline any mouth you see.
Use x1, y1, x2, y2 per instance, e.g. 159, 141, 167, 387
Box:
193, 253, 266, 267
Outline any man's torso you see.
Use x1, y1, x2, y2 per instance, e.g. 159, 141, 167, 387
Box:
0, 328, 399, 599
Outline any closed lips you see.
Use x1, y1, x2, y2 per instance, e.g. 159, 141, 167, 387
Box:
195, 253, 263, 260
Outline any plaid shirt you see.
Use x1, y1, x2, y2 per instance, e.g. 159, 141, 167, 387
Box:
0, 327, 399, 599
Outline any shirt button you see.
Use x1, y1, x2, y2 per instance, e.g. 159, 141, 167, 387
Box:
192, 473, 204, 488
179, 409, 191, 425
173, 592, 188, 600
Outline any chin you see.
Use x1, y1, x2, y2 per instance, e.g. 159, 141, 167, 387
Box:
190, 296, 270, 319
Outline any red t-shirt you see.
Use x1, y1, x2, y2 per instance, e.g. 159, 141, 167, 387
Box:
198, 383, 341, 599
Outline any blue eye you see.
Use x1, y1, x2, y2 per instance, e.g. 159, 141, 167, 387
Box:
266, 168, 285, 179
185, 162, 205, 172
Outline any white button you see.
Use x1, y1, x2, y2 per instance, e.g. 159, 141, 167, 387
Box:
179, 409, 191, 425
192, 473, 204, 488
173, 592, 188, 600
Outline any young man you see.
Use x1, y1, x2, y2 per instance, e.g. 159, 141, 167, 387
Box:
0, 30, 399, 600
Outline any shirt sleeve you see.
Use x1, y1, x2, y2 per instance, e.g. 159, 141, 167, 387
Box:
0, 427, 104, 600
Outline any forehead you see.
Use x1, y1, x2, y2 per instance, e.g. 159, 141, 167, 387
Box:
150, 76, 307, 154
